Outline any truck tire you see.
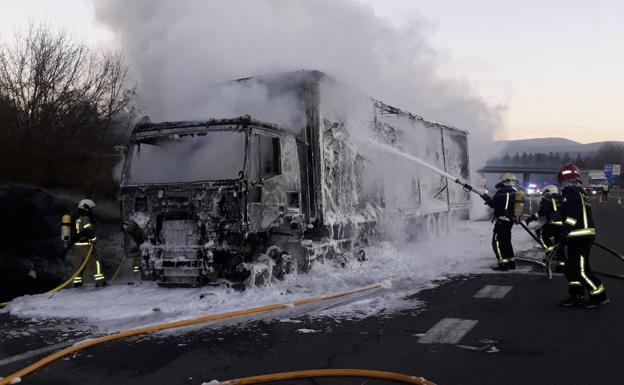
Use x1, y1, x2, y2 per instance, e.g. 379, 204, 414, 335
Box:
265, 245, 297, 280
241, 254, 274, 288
273, 252, 296, 280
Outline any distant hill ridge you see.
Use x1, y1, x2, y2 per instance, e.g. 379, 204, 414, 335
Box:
494, 137, 624, 156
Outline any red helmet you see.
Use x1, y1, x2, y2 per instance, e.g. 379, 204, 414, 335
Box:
558, 163, 582, 182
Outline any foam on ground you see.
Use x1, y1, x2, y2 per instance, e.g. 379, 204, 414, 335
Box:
2, 220, 535, 333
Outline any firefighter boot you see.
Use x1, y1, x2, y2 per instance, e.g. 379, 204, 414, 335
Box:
559, 295, 584, 307
584, 291, 609, 309
492, 263, 509, 271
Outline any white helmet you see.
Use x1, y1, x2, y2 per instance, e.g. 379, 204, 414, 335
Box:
78, 199, 96, 211
500, 172, 517, 186
542, 184, 559, 195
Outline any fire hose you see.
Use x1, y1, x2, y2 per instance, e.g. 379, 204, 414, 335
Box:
453, 175, 624, 280
0, 282, 403, 385
517, 221, 624, 280
207, 369, 436, 385
109, 254, 127, 282
0, 244, 94, 309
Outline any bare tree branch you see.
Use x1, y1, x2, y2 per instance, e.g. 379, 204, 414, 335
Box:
0, 22, 137, 198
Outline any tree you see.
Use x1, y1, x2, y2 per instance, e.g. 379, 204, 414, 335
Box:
534, 152, 546, 166
554, 152, 561, 165
0, 23, 136, 197
592, 143, 624, 168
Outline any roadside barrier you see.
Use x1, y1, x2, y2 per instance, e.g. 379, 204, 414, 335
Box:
0, 244, 94, 309
0, 281, 384, 385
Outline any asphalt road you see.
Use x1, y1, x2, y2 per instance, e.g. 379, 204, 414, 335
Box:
1, 197, 623, 385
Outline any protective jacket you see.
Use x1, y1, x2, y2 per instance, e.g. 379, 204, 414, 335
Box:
531, 194, 563, 225
489, 185, 520, 223
560, 186, 595, 238
74, 210, 97, 245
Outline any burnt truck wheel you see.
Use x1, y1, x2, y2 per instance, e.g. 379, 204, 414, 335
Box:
273, 252, 296, 280
241, 254, 274, 288
266, 246, 296, 280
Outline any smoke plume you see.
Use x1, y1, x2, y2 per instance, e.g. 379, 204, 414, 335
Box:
94, 0, 504, 171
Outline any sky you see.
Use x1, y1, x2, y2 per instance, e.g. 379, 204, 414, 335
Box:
1, 0, 623, 143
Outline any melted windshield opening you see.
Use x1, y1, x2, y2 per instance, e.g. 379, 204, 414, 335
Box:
126, 130, 246, 184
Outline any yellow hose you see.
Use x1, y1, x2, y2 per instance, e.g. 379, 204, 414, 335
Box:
0, 282, 382, 385
0, 244, 93, 309
211, 369, 437, 385
46, 244, 94, 295
109, 254, 126, 282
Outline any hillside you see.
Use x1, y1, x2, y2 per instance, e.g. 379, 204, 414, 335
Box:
494, 137, 624, 156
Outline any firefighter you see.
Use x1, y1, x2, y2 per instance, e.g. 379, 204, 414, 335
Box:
525, 184, 566, 272
602, 181, 609, 201
64, 199, 106, 287
485, 173, 524, 271
557, 164, 608, 308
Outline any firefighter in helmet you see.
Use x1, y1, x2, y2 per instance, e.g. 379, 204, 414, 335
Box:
601, 181, 609, 201
62, 199, 106, 287
485, 173, 525, 271
525, 184, 566, 272
557, 164, 608, 308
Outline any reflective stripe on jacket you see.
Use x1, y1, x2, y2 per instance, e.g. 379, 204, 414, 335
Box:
561, 186, 595, 238
74, 213, 97, 244
532, 193, 563, 225
491, 185, 519, 222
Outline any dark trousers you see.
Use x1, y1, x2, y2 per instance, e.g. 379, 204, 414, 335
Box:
538, 224, 566, 264
564, 236, 605, 297
602, 191, 608, 201
492, 221, 514, 264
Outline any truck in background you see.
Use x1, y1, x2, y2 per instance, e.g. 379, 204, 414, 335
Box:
118, 70, 471, 287
587, 170, 608, 196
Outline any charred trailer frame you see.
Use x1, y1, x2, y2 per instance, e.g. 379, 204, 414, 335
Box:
119, 70, 471, 287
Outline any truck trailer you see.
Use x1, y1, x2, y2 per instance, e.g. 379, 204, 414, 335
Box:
119, 70, 471, 287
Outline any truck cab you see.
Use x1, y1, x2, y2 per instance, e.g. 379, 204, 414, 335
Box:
119, 116, 303, 286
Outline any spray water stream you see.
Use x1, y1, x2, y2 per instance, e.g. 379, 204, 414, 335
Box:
354, 136, 488, 199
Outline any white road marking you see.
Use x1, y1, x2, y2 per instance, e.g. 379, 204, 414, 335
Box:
474, 285, 513, 299
418, 318, 478, 344
0, 341, 74, 367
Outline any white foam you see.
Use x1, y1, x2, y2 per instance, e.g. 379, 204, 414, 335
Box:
3, 220, 534, 333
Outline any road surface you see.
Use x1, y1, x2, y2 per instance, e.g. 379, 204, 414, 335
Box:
1, 197, 623, 385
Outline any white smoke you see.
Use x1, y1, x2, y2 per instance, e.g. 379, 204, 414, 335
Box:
94, 0, 504, 172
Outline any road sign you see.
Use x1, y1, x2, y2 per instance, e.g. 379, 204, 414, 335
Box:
613, 164, 621, 176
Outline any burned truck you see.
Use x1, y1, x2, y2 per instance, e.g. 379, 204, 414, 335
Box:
119, 70, 471, 286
